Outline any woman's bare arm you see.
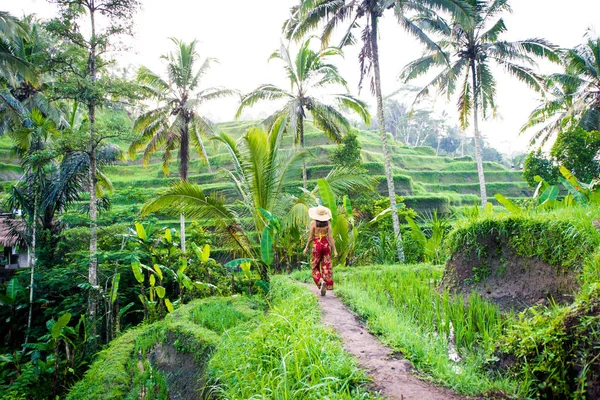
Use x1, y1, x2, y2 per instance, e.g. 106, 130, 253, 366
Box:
327, 221, 337, 256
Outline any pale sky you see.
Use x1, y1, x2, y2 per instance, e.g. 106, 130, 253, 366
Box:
3, 0, 600, 155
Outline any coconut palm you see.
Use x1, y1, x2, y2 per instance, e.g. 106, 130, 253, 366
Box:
0, 11, 36, 84
522, 33, 600, 146
283, 0, 472, 262
236, 38, 370, 188
129, 38, 236, 252
141, 125, 374, 280
400, 0, 558, 207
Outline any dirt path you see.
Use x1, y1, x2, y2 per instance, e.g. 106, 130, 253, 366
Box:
304, 283, 465, 400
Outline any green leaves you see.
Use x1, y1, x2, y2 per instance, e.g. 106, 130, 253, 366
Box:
494, 194, 522, 214
261, 227, 274, 267
135, 222, 147, 241
110, 273, 120, 304
131, 261, 144, 283
51, 313, 71, 341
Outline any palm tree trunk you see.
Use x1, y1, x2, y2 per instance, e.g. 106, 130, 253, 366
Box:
300, 113, 307, 188
179, 122, 190, 253
371, 12, 404, 263
24, 190, 38, 347
87, 4, 100, 347
471, 62, 487, 208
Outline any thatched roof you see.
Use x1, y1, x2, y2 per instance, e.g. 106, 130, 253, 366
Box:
0, 216, 24, 247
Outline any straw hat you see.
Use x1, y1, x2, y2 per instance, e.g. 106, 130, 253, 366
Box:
308, 205, 332, 221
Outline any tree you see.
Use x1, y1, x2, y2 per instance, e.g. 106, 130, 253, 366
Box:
236, 38, 370, 188
523, 33, 600, 146
0, 11, 36, 85
522, 149, 559, 187
331, 131, 362, 169
283, 0, 471, 262
401, 0, 558, 207
551, 127, 600, 183
47, 0, 141, 346
130, 38, 235, 253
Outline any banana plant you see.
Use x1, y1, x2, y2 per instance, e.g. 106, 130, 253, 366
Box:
405, 211, 448, 265
131, 260, 172, 320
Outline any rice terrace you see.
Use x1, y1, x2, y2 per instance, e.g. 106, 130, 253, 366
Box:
1, 0, 600, 399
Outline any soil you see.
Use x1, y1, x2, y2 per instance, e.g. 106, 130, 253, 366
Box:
442, 235, 579, 311
149, 341, 208, 400
304, 283, 466, 400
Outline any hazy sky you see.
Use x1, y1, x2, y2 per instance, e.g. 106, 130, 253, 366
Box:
3, 0, 600, 154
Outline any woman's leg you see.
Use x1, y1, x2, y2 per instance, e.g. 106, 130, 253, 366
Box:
321, 244, 333, 290
311, 244, 323, 287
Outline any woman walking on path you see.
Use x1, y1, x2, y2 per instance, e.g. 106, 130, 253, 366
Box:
304, 205, 338, 296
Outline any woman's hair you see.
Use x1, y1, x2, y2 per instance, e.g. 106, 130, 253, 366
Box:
315, 220, 328, 228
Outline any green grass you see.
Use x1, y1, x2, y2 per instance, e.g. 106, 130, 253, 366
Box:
66, 296, 263, 399
206, 276, 378, 399
292, 264, 516, 396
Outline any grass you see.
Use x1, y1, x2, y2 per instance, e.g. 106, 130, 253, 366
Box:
205, 276, 378, 399
66, 295, 263, 399
292, 264, 517, 396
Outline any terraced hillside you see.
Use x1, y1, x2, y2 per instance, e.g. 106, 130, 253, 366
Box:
0, 120, 529, 219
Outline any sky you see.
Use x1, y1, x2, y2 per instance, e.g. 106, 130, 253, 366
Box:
3, 0, 600, 155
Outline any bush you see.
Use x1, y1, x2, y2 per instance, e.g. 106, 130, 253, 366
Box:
522, 149, 559, 187
331, 131, 362, 169
551, 127, 600, 183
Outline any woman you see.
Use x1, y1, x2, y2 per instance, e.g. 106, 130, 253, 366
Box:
303, 205, 338, 296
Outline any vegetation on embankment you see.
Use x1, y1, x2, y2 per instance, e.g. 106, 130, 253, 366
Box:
206, 276, 377, 399
444, 206, 600, 309
64, 277, 376, 399
66, 296, 263, 399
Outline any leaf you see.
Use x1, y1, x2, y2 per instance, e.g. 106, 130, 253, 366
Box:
538, 186, 559, 205
164, 228, 172, 243
6, 278, 21, 301
131, 262, 144, 284
118, 302, 136, 318
343, 196, 353, 221
240, 262, 251, 274
224, 258, 254, 269
155, 286, 166, 299
494, 194, 521, 214
181, 274, 193, 290
405, 217, 426, 247
135, 222, 147, 241
178, 257, 188, 273
51, 313, 71, 341
261, 227, 274, 266
0, 294, 14, 306
559, 177, 588, 205
153, 264, 163, 281
201, 244, 210, 263
150, 274, 156, 287
164, 298, 174, 313
533, 175, 550, 198
559, 166, 580, 189
110, 273, 120, 304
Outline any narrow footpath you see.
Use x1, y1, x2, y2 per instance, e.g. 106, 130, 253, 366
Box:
304, 284, 465, 400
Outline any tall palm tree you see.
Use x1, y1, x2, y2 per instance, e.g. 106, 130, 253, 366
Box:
400, 0, 558, 207
141, 125, 374, 280
130, 38, 236, 253
522, 33, 600, 146
283, 0, 472, 262
236, 38, 370, 188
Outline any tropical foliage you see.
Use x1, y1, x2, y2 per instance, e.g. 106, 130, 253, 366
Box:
400, 0, 558, 207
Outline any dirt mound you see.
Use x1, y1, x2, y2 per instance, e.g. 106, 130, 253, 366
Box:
150, 341, 208, 399
442, 235, 579, 311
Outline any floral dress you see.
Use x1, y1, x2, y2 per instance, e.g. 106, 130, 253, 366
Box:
311, 234, 333, 290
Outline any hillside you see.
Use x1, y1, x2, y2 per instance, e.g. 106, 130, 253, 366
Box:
0, 120, 529, 218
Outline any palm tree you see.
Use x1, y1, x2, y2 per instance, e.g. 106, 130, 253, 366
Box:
130, 38, 236, 253
236, 38, 370, 188
0, 11, 36, 85
400, 0, 558, 207
522, 33, 600, 146
283, 0, 472, 262
141, 125, 374, 280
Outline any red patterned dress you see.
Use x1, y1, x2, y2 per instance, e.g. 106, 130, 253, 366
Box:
311, 234, 333, 290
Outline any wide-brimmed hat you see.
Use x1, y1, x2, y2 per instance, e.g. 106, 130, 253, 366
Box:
308, 205, 332, 221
